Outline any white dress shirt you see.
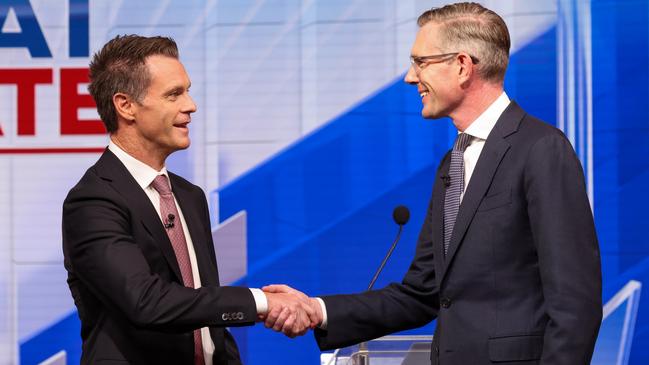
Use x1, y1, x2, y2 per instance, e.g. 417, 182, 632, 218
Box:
460, 92, 511, 201
108, 141, 267, 364
317, 92, 511, 329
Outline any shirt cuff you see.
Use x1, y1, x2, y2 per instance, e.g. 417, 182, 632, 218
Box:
250, 288, 268, 314
315, 297, 328, 330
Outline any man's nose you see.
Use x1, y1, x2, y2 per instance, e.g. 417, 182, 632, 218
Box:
404, 65, 419, 84
184, 94, 197, 113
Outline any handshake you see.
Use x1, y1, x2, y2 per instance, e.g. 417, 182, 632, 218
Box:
259, 284, 324, 338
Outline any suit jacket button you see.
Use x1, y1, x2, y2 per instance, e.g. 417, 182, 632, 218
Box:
440, 298, 451, 308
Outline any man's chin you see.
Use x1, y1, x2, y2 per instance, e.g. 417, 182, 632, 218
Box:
421, 109, 441, 120
171, 139, 191, 152
421, 104, 451, 120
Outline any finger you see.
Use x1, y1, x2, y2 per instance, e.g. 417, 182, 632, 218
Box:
293, 289, 309, 300
281, 311, 298, 337
273, 307, 291, 332
306, 299, 323, 327
262, 284, 281, 293
264, 306, 282, 329
294, 308, 310, 336
300, 298, 315, 314
294, 325, 308, 337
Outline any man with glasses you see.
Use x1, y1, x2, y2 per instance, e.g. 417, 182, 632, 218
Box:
265, 3, 602, 364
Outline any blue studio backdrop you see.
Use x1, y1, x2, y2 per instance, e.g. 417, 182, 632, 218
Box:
4, 1, 648, 364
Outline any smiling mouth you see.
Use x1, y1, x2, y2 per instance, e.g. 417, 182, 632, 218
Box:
419, 91, 429, 98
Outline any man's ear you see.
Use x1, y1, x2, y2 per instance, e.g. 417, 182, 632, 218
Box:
113, 93, 136, 122
456, 53, 475, 86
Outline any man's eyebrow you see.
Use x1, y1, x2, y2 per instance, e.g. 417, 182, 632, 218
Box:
163, 84, 188, 95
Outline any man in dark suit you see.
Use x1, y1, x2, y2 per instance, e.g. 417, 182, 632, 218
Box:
62, 35, 317, 365
264, 3, 602, 364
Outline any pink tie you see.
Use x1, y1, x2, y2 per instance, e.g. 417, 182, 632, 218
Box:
150, 175, 205, 365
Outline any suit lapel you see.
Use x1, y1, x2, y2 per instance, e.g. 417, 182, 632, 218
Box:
171, 176, 219, 286
95, 150, 183, 282
439, 102, 525, 283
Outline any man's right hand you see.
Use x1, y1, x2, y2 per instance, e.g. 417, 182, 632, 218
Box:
261, 284, 323, 338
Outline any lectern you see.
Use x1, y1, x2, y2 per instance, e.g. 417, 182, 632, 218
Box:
320, 335, 433, 365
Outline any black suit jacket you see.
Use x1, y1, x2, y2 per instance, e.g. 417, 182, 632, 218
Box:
315, 102, 602, 365
62, 149, 257, 365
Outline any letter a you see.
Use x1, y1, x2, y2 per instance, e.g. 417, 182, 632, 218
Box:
0, 0, 52, 57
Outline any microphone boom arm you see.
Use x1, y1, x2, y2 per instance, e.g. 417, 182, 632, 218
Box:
366, 225, 403, 291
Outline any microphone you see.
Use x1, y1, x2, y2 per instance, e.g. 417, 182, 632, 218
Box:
164, 213, 175, 229
367, 205, 410, 291
355, 205, 410, 365
441, 175, 451, 187
392, 205, 410, 226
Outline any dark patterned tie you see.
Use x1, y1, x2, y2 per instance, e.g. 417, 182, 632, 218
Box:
150, 175, 205, 365
443, 133, 473, 257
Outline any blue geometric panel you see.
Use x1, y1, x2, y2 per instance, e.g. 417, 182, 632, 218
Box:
593, 281, 642, 365
19, 312, 80, 365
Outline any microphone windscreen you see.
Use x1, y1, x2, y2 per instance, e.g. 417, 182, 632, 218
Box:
392, 205, 410, 226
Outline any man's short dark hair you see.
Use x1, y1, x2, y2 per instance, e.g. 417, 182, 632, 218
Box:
88, 35, 179, 133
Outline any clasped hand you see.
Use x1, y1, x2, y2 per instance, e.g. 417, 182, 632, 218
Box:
259, 284, 322, 338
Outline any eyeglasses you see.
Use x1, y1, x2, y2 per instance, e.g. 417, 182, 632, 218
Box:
409, 52, 479, 72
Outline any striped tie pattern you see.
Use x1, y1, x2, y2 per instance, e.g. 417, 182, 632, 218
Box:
150, 175, 205, 365
443, 133, 473, 257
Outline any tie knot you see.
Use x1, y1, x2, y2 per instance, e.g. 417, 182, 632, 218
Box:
453, 133, 473, 152
151, 175, 172, 196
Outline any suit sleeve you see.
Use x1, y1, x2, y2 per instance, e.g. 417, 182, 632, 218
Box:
524, 132, 602, 364
314, 193, 440, 350
62, 178, 257, 332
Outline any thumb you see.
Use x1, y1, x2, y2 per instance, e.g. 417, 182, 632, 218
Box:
262, 284, 291, 293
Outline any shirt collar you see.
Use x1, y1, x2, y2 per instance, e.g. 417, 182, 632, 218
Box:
108, 140, 169, 190
463, 92, 510, 140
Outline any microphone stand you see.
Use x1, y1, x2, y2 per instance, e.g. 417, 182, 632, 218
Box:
354, 225, 404, 365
